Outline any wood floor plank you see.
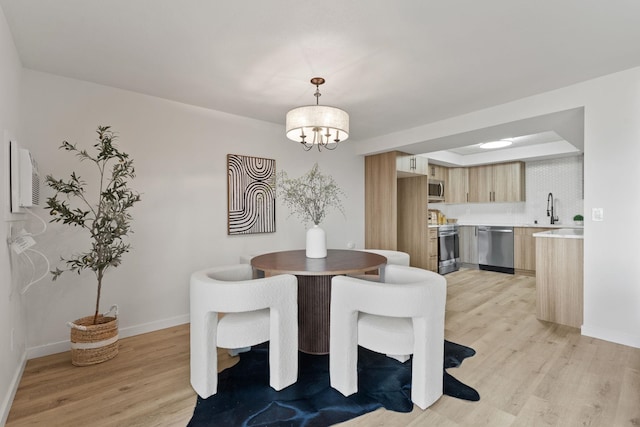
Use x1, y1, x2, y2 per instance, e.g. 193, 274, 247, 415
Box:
7, 269, 640, 426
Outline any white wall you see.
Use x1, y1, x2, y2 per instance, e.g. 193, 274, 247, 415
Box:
354, 67, 640, 349
17, 70, 364, 356
439, 156, 584, 226
0, 6, 27, 425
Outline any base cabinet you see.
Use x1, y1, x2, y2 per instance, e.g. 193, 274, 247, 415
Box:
514, 227, 552, 276
459, 226, 478, 266
427, 228, 438, 272
535, 236, 583, 328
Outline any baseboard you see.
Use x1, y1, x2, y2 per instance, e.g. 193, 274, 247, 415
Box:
1, 351, 26, 426
514, 268, 535, 277
119, 313, 190, 339
26, 313, 190, 360
581, 324, 640, 349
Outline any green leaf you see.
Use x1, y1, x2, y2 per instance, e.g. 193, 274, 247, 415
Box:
45, 126, 141, 315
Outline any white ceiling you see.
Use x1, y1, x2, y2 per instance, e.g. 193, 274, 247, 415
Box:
424, 131, 582, 167
447, 132, 562, 156
2, 1, 640, 150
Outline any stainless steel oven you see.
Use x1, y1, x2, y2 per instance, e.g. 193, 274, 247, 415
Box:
438, 224, 460, 275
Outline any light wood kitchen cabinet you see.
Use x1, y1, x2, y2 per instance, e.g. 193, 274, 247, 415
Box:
397, 153, 428, 177
429, 164, 448, 182
428, 163, 448, 204
468, 161, 525, 203
494, 162, 526, 202
365, 151, 430, 269
398, 176, 429, 269
459, 225, 478, 266
447, 167, 469, 204
514, 227, 552, 276
536, 236, 583, 328
468, 165, 493, 203
427, 227, 438, 272
365, 152, 397, 250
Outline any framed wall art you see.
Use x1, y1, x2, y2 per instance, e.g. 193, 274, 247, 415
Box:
227, 154, 276, 235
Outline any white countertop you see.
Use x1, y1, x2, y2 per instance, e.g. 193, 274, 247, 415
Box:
456, 223, 583, 229
431, 223, 584, 229
533, 228, 584, 239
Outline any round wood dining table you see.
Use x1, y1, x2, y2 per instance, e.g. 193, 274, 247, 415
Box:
251, 249, 387, 354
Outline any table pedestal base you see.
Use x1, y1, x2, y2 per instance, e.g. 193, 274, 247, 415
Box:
297, 274, 333, 355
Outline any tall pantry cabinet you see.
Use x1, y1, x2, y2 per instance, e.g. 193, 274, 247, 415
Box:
365, 151, 430, 269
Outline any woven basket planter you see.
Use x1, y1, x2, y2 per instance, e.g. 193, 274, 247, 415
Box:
68, 306, 119, 366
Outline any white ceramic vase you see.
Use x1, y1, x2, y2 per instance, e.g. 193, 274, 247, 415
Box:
306, 224, 327, 258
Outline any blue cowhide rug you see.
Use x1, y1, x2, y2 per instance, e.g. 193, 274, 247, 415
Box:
188, 340, 479, 427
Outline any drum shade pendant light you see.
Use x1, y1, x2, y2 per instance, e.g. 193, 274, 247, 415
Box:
286, 77, 349, 151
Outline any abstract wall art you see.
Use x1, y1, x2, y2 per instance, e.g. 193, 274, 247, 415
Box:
227, 154, 276, 235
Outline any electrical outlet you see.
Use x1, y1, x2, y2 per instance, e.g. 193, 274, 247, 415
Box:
11, 234, 35, 254
592, 207, 604, 222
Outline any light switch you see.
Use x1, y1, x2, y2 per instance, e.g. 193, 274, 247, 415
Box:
592, 208, 604, 222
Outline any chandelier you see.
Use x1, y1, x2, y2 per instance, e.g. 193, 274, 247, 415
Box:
285, 77, 349, 151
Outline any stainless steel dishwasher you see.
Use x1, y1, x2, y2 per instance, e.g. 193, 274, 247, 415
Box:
477, 226, 514, 274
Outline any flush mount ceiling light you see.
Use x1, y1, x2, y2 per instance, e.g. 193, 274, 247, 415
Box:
479, 139, 513, 149
286, 77, 349, 151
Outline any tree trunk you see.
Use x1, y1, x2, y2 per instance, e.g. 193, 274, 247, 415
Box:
93, 270, 104, 325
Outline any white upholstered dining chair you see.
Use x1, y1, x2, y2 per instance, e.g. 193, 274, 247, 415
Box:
190, 264, 298, 398
350, 249, 410, 281
360, 249, 410, 266
329, 264, 447, 409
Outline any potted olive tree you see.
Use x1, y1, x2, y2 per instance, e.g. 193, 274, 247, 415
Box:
46, 125, 141, 366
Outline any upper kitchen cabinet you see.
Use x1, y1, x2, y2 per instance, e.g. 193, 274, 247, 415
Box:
447, 167, 469, 204
396, 153, 428, 177
429, 164, 448, 182
468, 161, 526, 203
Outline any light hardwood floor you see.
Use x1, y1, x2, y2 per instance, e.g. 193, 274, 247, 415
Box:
7, 269, 640, 426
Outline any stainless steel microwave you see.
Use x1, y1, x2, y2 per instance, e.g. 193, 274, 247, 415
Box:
428, 179, 445, 202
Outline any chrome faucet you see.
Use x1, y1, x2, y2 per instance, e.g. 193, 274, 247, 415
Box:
547, 192, 558, 224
